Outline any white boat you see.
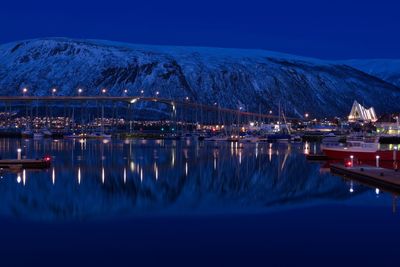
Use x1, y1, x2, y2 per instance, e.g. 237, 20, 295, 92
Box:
240, 135, 259, 143
291, 135, 302, 142
64, 133, 83, 139
41, 128, 53, 137
322, 133, 340, 144
86, 132, 112, 139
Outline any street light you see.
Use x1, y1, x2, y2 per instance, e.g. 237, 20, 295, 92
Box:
305, 113, 309, 119
101, 88, 107, 94
155, 91, 159, 97
185, 96, 189, 101
269, 110, 272, 115
78, 88, 83, 95
51, 88, 57, 96
22, 87, 28, 96
140, 89, 144, 95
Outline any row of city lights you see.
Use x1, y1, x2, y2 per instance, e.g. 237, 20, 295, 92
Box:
21, 87, 157, 96
20, 87, 300, 114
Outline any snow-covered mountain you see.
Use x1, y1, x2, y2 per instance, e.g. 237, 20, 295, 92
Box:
343, 59, 400, 88
1, 37, 400, 117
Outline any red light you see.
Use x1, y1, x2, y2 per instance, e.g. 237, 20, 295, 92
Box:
43, 156, 51, 162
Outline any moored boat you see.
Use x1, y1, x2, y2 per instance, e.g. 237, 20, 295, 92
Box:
267, 133, 291, 142
41, 128, 53, 137
85, 132, 112, 139
322, 138, 397, 161
33, 132, 44, 139
204, 135, 229, 142
239, 135, 259, 143
21, 129, 33, 138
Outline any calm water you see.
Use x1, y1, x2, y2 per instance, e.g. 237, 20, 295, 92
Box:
0, 138, 399, 266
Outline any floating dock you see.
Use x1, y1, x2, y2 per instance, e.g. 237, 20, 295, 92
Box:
0, 159, 51, 169
330, 163, 400, 192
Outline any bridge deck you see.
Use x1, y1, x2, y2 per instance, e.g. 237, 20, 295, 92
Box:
0, 96, 297, 120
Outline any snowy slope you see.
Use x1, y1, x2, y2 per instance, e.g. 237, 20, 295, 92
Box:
343, 59, 400, 88
0, 37, 400, 117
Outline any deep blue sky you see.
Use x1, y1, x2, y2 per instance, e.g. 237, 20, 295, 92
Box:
1, 0, 399, 59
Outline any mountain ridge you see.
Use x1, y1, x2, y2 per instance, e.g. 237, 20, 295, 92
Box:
1, 37, 399, 117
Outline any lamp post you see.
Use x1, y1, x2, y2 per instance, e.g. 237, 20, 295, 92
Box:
78, 88, 83, 96
100, 89, 107, 133
51, 88, 57, 96
22, 87, 28, 96
22, 88, 29, 126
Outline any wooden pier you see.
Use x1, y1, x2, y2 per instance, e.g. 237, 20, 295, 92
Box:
0, 159, 51, 169
330, 163, 400, 193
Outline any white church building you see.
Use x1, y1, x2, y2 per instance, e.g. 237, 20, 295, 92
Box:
348, 100, 377, 123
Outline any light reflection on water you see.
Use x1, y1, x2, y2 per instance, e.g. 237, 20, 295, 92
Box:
0, 138, 396, 220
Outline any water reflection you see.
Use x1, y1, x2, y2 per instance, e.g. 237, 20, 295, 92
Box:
0, 138, 396, 220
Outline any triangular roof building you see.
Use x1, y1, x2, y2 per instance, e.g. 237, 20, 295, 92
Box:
348, 100, 377, 122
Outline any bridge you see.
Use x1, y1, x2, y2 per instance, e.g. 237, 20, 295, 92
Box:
0, 96, 298, 132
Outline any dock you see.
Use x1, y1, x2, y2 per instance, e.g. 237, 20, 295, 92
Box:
0, 159, 51, 169
330, 163, 400, 193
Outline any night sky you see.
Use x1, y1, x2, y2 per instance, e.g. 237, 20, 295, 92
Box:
1, 0, 400, 59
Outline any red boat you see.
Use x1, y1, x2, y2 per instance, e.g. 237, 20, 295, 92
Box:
322, 138, 398, 161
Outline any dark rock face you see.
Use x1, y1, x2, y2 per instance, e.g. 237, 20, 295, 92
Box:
1, 38, 399, 117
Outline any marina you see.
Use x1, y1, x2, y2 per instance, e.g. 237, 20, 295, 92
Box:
2, 1, 400, 265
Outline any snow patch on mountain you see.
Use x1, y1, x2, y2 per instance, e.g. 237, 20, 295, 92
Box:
0, 38, 400, 117
343, 59, 400, 87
